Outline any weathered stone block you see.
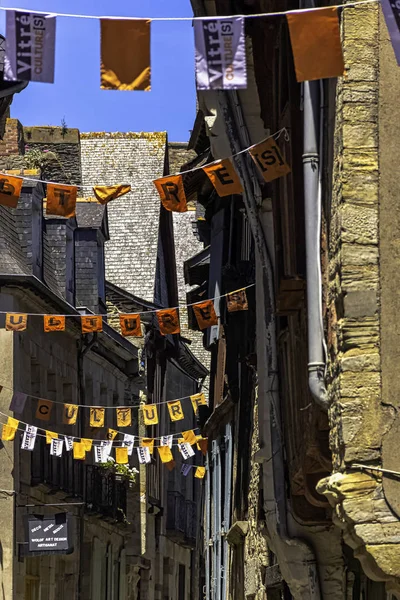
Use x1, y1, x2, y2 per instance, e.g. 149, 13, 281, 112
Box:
343, 291, 378, 317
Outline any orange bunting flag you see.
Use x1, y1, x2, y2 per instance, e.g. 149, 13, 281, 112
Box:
5, 313, 27, 332
35, 399, 53, 422
93, 185, 131, 205
167, 400, 184, 422
90, 407, 105, 428
46, 431, 58, 444
63, 404, 79, 425
203, 159, 243, 197
182, 430, 197, 446
44, 316, 65, 332
157, 308, 180, 336
142, 404, 158, 426
101, 19, 151, 91
82, 439, 93, 452
249, 137, 291, 183
158, 445, 173, 463
195, 466, 206, 479
226, 289, 248, 313
1, 424, 16, 441
81, 316, 103, 334
287, 8, 344, 83
193, 300, 218, 330
119, 314, 142, 337
0, 174, 23, 208
46, 183, 77, 218
166, 460, 176, 471
106, 428, 118, 441
190, 393, 207, 414
115, 446, 129, 464
73, 442, 86, 460
116, 408, 132, 428
141, 437, 154, 454
154, 175, 187, 213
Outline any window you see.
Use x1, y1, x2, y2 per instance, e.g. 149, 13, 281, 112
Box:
178, 564, 185, 600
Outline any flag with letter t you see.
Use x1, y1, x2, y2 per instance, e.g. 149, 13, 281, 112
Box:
194, 17, 246, 90
5, 11, 56, 83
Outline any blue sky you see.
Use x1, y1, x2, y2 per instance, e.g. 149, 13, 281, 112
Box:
0, 0, 196, 141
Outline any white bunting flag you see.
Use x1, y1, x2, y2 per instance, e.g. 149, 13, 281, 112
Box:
5, 11, 56, 83
9, 392, 27, 414
50, 438, 63, 457
100, 440, 113, 459
94, 444, 108, 464
178, 442, 195, 460
160, 435, 173, 448
181, 464, 192, 477
381, 0, 400, 65
64, 436, 74, 452
21, 425, 37, 451
137, 446, 151, 464
194, 17, 246, 90
122, 434, 135, 456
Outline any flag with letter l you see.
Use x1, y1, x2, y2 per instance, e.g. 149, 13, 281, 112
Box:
46, 183, 77, 218
5, 11, 56, 83
0, 174, 23, 208
286, 8, 344, 82
154, 175, 187, 213
203, 159, 243, 197
249, 138, 291, 183
44, 315, 65, 332
381, 0, 400, 65
194, 17, 246, 90
90, 407, 105, 428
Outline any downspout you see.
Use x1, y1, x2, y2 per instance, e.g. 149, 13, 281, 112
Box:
303, 79, 329, 411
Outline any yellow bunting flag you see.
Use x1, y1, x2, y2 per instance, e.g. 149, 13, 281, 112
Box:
93, 185, 131, 205
7, 417, 19, 430
0, 174, 23, 208
182, 430, 197, 446
101, 19, 151, 91
154, 175, 187, 213
90, 407, 105, 428
106, 428, 118, 441
142, 404, 158, 426
226, 289, 248, 313
82, 439, 93, 452
46, 431, 58, 444
116, 408, 132, 428
141, 438, 154, 454
73, 442, 86, 460
192, 300, 218, 330
195, 466, 206, 479
35, 399, 53, 422
287, 8, 344, 83
81, 316, 103, 334
203, 159, 243, 197
249, 137, 291, 183
5, 313, 27, 332
46, 183, 77, 218
157, 308, 180, 336
44, 315, 66, 332
190, 393, 207, 414
120, 314, 142, 337
197, 438, 208, 456
1, 424, 16, 441
166, 460, 176, 472
167, 400, 184, 422
63, 404, 79, 425
158, 445, 173, 463
116, 446, 129, 464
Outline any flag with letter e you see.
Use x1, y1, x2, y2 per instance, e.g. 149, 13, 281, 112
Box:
203, 159, 243, 197
194, 17, 246, 90
5, 11, 56, 83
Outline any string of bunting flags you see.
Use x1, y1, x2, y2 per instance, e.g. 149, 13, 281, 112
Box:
1, 0, 397, 96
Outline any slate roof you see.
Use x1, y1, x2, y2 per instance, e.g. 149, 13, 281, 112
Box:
75, 201, 108, 237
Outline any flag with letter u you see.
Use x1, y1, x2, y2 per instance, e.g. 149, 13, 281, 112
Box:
5, 11, 56, 83
142, 404, 158, 426
0, 174, 23, 208
6, 313, 27, 332
194, 17, 246, 90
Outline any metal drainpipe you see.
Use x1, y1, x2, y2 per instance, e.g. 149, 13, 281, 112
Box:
303, 79, 329, 412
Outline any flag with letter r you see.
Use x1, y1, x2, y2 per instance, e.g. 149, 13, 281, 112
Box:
153, 175, 187, 212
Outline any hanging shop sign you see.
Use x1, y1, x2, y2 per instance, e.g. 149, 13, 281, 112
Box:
25, 513, 73, 555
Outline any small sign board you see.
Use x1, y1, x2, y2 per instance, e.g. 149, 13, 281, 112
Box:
24, 513, 74, 555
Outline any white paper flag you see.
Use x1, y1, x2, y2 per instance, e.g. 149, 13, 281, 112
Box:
178, 442, 195, 460
50, 438, 63, 457
9, 392, 27, 414
100, 440, 113, 459
160, 435, 173, 448
64, 436, 74, 452
181, 464, 191, 477
94, 444, 107, 464
137, 446, 151, 464
122, 434, 135, 456
5, 11, 56, 83
194, 17, 246, 90
21, 425, 37, 451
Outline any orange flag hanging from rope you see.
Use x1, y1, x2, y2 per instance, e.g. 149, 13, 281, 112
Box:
157, 308, 180, 336
0, 174, 23, 208
286, 8, 344, 82
101, 19, 151, 91
35, 399, 53, 422
192, 300, 218, 330
81, 316, 103, 334
44, 315, 66, 332
116, 408, 132, 428
203, 159, 243, 197
63, 404, 79, 425
249, 138, 291, 183
5, 313, 27, 331
90, 407, 105, 428
93, 185, 131, 204
119, 314, 142, 337
154, 175, 187, 213
142, 404, 158, 426
46, 183, 77, 218
158, 445, 173, 463
226, 289, 249, 312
